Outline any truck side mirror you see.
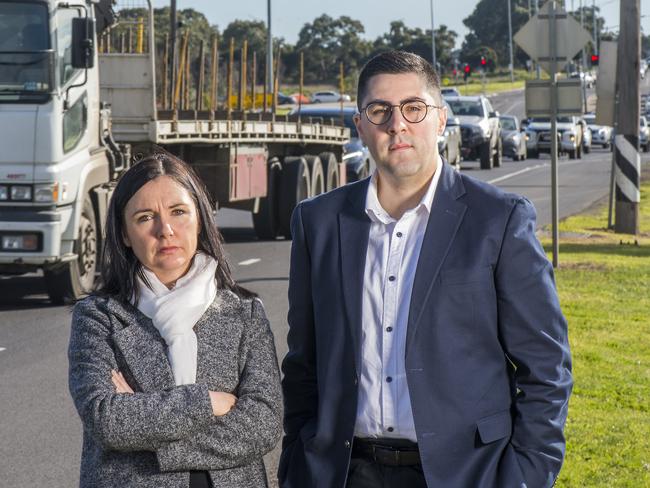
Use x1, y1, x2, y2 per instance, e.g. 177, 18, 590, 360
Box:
72, 17, 95, 69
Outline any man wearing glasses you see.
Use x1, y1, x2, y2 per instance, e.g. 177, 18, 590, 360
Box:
280, 51, 572, 488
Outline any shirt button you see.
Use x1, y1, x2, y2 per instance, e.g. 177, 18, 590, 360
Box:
344, 440, 351, 448
388, 275, 396, 282
387, 427, 394, 432
386, 326, 393, 332
396, 232, 403, 238
386, 376, 393, 383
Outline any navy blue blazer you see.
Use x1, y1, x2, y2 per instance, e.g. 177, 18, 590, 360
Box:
279, 162, 572, 488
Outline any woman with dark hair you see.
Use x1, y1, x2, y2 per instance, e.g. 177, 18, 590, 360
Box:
68, 152, 282, 488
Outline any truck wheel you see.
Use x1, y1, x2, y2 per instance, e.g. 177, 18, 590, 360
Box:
278, 156, 310, 239
493, 138, 502, 167
319, 152, 339, 192
304, 155, 325, 197
252, 157, 281, 240
479, 141, 493, 169
44, 196, 97, 304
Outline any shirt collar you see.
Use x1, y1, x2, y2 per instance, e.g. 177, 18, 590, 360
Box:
365, 156, 443, 224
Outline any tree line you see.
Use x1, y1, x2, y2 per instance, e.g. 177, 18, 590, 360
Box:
108, 0, 620, 91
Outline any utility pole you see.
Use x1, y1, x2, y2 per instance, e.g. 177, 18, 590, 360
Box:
266, 0, 273, 95
430, 0, 437, 70
549, 0, 560, 267
170, 0, 177, 109
614, 0, 641, 234
536, 0, 541, 79
592, 0, 597, 56
508, 0, 515, 82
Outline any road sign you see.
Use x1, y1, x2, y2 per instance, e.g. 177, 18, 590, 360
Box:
525, 79, 583, 116
514, 1, 592, 74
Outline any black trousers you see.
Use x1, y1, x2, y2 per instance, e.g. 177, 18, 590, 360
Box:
345, 457, 428, 488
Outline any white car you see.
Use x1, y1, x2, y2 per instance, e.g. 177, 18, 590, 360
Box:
583, 113, 613, 149
311, 91, 351, 103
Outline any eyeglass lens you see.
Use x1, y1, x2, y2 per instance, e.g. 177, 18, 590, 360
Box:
365, 101, 429, 125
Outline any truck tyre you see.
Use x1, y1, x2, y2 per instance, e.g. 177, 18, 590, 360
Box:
44, 196, 97, 304
304, 155, 325, 197
319, 152, 339, 192
493, 138, 502, 167
479, 141, 493, 169
278, 156, 310, 239
252, 157, 281, 240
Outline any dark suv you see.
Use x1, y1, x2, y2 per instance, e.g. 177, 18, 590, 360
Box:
444, 95, 502, 169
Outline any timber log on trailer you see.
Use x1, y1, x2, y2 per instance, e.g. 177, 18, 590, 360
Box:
0, 0, 349, 305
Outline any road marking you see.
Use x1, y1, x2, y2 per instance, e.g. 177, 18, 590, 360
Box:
0, 347, 6, 352
238, 258, 261, 266
488, 163, 549, 184
487, 158, 595, 185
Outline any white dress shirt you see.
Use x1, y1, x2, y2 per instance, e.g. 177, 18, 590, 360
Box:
354, 159, 443, 442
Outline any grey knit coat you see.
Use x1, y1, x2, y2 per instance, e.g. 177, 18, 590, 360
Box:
68, 289, 283, 488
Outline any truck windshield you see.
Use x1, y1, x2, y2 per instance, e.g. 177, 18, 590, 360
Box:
0, 1, 52, 102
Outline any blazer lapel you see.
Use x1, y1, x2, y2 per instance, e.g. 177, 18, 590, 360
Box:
406, 164, 467, 357
107, 298, 176, 392
338, 179, 371, 372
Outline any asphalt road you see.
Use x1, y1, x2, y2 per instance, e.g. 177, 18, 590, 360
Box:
0, 85, 646, 487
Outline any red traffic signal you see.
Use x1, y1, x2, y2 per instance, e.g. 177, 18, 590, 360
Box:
480, 56, 487, 66
591, 54, 599, 65
464, 64, 471, 73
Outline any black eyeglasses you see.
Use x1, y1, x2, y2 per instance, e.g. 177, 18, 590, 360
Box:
360, 100, 443, 125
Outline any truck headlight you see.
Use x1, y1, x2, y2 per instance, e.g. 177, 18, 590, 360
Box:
0, 185, 8, 200
34, 183, 59, 203
10, 185, 32, 201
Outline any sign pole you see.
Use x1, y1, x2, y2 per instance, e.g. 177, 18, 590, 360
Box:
549, 0, 559, 268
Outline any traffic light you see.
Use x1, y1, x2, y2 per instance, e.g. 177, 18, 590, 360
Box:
464, 64, 471, 81
480, 56, 487, 67
591, 54, 599, 66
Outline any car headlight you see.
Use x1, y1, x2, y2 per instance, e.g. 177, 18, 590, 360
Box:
0, 185, 8, 200
34, 183, 61, 203
10, 185, 31, 201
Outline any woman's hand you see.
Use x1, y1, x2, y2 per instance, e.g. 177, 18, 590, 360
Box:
112, 369, 134, 394
209, 391, 237, 416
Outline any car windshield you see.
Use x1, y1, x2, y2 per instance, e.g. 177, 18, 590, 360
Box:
0, 1, 52, 101
500, 118, 517, 130
446, 100, 484, 117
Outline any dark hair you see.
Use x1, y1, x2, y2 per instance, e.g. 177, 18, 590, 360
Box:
357, 50, 441, 109
96, 151, 255, 303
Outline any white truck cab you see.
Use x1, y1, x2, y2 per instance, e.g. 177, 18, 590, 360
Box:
0, 0, 122, 302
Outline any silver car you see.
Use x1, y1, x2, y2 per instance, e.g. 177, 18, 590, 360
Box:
584, 113, 613, 149
499, 115, 527, 161
438, 101, 462, 169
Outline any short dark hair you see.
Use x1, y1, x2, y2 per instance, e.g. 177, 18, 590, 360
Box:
357, 50, 441, 109
96, 151, 255, 304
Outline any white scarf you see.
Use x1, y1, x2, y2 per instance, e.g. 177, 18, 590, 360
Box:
134, 253, 218, 385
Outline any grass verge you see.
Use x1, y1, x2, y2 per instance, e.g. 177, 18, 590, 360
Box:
546, 168, 650, 487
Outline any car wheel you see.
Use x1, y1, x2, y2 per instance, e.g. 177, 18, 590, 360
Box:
492, 138, 502, 168
479, 141, 493, 169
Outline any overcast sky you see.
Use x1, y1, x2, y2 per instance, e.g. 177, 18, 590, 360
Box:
149, 0, 647, 48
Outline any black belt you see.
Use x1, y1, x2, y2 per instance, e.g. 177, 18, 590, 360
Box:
352, 437, 421, 466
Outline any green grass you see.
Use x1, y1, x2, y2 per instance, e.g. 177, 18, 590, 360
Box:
544, 168, 650, 487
